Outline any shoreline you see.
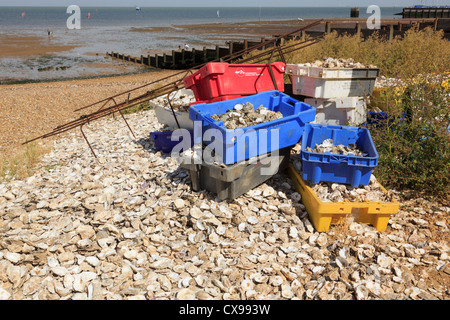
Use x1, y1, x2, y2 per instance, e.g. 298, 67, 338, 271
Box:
0, 17, 435, 83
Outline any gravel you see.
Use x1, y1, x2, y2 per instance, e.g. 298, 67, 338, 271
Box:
0, 106, 448, 300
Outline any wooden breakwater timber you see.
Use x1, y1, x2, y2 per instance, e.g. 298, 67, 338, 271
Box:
401, 7, 450, 19
106, 19, 450, 70
107, 39, 274, 70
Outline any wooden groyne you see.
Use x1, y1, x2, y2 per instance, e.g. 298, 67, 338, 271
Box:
107, 18, 450, 70
107, 38, 273, 70
400, 7, 450, 19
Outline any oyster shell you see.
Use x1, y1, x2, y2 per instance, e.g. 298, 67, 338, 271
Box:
211, 102, 283, 129
301, 57, 377, 69
305, 139, 368, 157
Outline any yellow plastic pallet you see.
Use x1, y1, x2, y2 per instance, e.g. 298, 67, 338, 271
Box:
287, 164, 399, 232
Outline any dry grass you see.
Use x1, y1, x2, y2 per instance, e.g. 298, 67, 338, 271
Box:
245, 26, 450, 79
0, 141, 50, 183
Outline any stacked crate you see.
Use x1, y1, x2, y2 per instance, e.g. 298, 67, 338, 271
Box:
283, 64, 399, 232
180, 62, 316, 201
285, 64, 379, 126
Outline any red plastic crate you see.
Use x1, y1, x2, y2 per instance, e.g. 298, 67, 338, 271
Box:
184, 62, 285, 101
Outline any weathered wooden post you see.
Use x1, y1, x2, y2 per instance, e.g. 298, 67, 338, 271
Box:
389, 24, 394, 42
325, 21, 331, 34
192, 48, 196, 65
355, 22, 361, 37
244, 39, 248, 51
203, 47, 207, 62
261, 38, 266, 50
172, 50, 176, 67
215, 45, 220, 60
228, 41, 234, 55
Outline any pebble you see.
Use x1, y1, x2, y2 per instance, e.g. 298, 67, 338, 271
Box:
0, 106, 447, 301
0, 286, 11, 300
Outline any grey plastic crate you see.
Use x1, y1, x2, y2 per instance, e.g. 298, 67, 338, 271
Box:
181, 148, 291, 201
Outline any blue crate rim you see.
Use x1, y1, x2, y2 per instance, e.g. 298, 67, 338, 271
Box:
300, 123, 379, 162
190, 90, 315, 133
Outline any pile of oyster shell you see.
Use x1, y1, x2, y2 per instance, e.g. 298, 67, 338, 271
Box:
308, 175, 395, 203
305, 138, 368, 157
301, 57, 377, 69
292, 156, 392, 203
210, 102, 283, 129
1, 105, 449, 301
151, 91, 195, 112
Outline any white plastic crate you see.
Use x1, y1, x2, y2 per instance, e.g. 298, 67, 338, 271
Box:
304, 97, 367, 126
149, 89, 195, 130
286, 64, 379, 98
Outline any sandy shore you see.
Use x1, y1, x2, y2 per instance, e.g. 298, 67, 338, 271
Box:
0, 70, 183, 157
0, 34, 78, 58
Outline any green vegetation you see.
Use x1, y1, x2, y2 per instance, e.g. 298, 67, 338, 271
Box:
121, 101, 152, 115
277, 27, 450, 201
282, 26, 450, 78
365, 77, 449, 201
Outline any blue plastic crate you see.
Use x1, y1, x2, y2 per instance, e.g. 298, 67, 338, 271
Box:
150, 130, 193, 154
301, 123, 379, 187
189, 90, 316, 165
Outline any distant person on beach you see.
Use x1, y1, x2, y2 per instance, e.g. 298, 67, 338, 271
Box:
184, 43, 189, 50
47, 30, 53, 39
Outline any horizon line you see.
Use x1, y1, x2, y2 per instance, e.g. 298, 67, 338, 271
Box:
0, 5, 406, 8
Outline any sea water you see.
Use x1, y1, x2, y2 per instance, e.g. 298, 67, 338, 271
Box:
0, 6, 402, 82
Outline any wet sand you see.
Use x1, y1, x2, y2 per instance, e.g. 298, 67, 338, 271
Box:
0, 34, 78, 58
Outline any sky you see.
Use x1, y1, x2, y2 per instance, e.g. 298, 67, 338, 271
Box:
0, 0, 449, 7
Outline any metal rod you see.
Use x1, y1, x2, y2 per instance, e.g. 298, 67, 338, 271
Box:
72, 20, 322, 114
80, 124, 97, 159
23, 20, 325, 149
118, 109, 137, 139
266, 49, 278, 91
166, 90, 181, 130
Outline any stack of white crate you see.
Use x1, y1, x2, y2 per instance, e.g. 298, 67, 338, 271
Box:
285, 64, 379, 126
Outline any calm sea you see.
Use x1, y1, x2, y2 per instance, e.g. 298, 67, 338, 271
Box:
0, 6, 402, 81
